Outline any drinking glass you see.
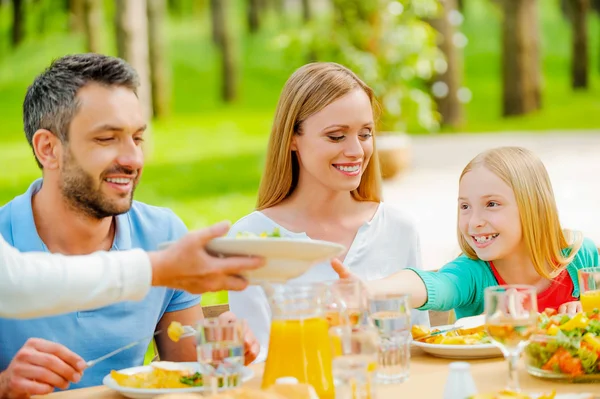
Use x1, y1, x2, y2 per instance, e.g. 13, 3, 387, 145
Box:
578, 267, 600, 313
329, 325, 379, 399
484, 285, 537, 393
196, 318, 245, 391
326, 279, 368, 327
367, 294, 412, 384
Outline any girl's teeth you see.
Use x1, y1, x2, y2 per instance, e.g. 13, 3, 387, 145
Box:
336, 165, 360, 172
474, 234, 499, 243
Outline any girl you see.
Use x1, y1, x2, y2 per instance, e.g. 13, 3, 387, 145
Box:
334, 146, 598, 319
227, 62, 430, 361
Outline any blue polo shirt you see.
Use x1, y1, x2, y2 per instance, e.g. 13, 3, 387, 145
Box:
0, 179, 200, 388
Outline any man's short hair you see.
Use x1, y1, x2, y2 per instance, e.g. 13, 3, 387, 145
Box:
23, 53, 139, 168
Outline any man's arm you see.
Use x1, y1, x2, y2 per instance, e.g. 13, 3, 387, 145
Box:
154, 305, 204, 362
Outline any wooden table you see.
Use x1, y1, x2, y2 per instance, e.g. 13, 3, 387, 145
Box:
36, 349, 596, 398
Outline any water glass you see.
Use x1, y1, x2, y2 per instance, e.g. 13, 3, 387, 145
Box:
578, 267, 600, 313
368, 294, 412, 384
329, 325, 379, 399
196, 318, 245, 391
368, 294, 411, 333
374, 330, 411, 384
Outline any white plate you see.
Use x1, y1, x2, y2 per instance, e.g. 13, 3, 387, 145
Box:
412, 325, 503, 360
161, 237, 345, 283
102, 362, 254, 399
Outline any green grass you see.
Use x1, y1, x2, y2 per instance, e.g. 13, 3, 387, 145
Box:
0, 0, 599, 307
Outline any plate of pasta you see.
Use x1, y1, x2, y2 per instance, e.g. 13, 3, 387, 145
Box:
411, 324, 503, 359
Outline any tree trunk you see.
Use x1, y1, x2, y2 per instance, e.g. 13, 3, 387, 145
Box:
11, 0, 24, 47
148, 0, 171, 119
569, 0, 589, 89
301, 0, 312, 22
210, 0, 224, 45
457, 0, 464, 11
429, 0, 463, 127
501, 0, 541, 117
83, 0, 103, 53
69, 0, 85, 33
248, 0, 261, 33
115, 0, 153, 121
211, 0, 237, 102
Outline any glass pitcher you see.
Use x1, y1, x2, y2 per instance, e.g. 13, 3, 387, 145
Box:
262, 282, 335, 399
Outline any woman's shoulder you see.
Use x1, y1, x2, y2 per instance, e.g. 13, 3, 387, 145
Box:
377, 202, 418, 230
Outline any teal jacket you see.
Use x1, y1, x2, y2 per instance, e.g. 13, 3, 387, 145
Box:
409, 237, 599, 319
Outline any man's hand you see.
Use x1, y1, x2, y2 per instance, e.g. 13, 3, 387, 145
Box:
149, 221, 265, 294
0, 338, 85, 398
218, 311, 260, 365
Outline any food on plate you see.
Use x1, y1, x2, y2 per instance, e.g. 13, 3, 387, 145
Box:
236, 228, 282, 238
168, 321, 185, 342
525, 310, 600, 377
468, 391, 559, 399
111, 361, 201, 389
411, 324, 491, 345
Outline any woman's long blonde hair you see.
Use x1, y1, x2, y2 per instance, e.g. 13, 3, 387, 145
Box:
256, 62, 382, 210
458, 146, 582, 279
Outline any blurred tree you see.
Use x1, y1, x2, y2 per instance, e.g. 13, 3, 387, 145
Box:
562, 0, 590, 89
428, 0, 463, 128
314, 0, 443, 132
11, 0, 25, 47
210, 0, 223, 44
501, 0, 541, 116
248, 0, 263, 33
168, 0, 184, 16
69, 0, 85, 33
301, 0, 312, 22
457, 0, 464, 10
83, 0, 103, 53
148, 0, 172, 118
211, 0, 238, 102
115, 0, 153, 121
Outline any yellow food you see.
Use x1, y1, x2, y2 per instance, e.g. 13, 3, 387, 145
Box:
111, 362, 193, 389
168, 321, 185, 342
411, 324, 489, 345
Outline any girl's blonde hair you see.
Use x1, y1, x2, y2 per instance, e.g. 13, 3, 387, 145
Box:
256, 62, 382, 210
458, 146, 582, 279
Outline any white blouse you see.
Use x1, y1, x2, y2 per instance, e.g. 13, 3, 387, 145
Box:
0, 234, 152, 319
227, 202, 431, 362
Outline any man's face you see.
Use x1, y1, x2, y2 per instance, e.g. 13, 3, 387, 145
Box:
58, 83, 146, 219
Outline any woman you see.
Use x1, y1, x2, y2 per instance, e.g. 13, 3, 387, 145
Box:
227, 62, 430, 362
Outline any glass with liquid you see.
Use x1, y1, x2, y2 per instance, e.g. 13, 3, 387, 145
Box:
196, 318, 245, 389
368, 294, 412, 384
578, 267, 600, 313
484, 285, 538, 393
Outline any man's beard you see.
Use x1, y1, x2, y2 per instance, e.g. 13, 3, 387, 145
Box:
60, 150, 138, 220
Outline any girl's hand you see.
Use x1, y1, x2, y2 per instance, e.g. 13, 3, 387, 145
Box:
558, 301, 582, 316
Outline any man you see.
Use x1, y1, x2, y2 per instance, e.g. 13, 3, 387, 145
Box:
0, 53, 257, 398
0, 221, 264, 319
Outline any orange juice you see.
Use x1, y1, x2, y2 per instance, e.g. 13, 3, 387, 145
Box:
581, 290, 600, 312
262, 317, 334, 399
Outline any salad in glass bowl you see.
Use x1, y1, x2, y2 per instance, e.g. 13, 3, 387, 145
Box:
524, 309, 600, 381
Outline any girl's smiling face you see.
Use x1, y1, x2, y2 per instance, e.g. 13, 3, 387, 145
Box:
458, 166, 524, 262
